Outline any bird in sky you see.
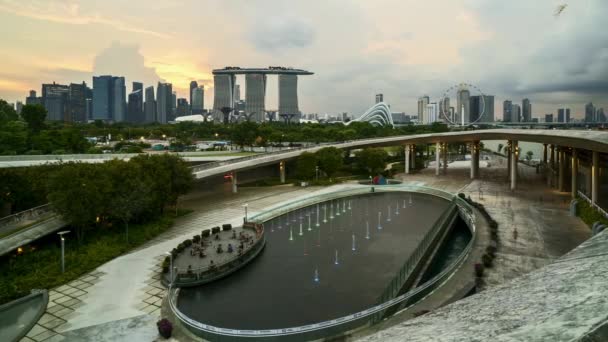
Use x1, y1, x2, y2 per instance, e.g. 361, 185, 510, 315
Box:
555, 4, 568, 17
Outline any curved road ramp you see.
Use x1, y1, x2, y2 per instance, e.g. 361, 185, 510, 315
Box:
355, 229, 608, 342
0, 290, 48, 342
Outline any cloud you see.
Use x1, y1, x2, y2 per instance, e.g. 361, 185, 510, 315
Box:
0, 0, 171, 38
249, 18, 315, 51
93, 42, 161, 88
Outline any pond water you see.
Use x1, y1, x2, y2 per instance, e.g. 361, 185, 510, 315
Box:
178, 192, 451, 330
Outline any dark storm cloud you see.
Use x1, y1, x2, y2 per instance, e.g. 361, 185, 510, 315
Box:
249, 19, 315, 51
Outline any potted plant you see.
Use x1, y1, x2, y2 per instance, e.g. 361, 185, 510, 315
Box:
474, 263, 484, 277
157, 318, 173, 339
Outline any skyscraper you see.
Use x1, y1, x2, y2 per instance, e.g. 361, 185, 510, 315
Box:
598, 108, 606, 123
68, 82, 88, 122
15, 101, 23, 114
511, 104, 521, 123
42, 82, 69, 121
156, 82, 173, 124
425, 102, 439, 124
469, 95, 495, 123
585, 102, 595, 122
375, 94, 384, 104
456, 89, 470, 124
503, 100, 513, 122
171, 92, 177, 121
565, 108, 571, 123
278, 74, 299, 120
417, 95, 429, 123
191, 86, 204, 114
144, 86, 156, 123
234, 84, 241, 102
176, 98, 189, 117
439, 97, 451, 122
545, 114, 553, 123
93, 75, 126, 122
246, 73, 267, 122
557, 108, 566, 123
189, 81, 198, 114
127, 89, 143, 123
212, 74, 236, 123
522, 98, 532, 122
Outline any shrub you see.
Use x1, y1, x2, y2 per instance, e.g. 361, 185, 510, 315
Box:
193, 235, 201, 243
211, 226, 221, 234
202, 230, 210, 238
486, 245, 497, 256
458, 193, 466, 199
482, 253, 494, 268
157, 318, 173, 339
183, 239, 192, 247
474, 263, 484, 277
222, 224, 232, 231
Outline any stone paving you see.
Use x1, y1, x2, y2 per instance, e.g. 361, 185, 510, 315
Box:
20, 183, 321, 341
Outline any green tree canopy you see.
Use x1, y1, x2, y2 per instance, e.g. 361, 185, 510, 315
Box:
295, 152, 318, 180
356, 147, 389, 175
20, 104, 47, 133
0, 99, 18, 124
231, 121, 258, 150
315, 147, 343, 178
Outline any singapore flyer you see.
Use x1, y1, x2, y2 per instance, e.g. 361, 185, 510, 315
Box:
439, 83, 487, 126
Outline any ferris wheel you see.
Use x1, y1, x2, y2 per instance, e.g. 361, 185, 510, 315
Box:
439, 83, 487, 126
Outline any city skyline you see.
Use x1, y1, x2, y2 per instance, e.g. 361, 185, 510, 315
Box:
0, 0, 606, 118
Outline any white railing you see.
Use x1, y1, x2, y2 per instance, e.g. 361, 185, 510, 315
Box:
577, 191, 608, 219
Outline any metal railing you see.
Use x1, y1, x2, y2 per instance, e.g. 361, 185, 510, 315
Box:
577, 191, 608, 219
168, 185, 476, 341
0, 204, 56, 236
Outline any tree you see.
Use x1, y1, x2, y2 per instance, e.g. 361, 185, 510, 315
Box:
296, 152, 317, 180
315, 147, 343, 178
0, 99, 18, 124
231, 121, 258, 150
356, 147, 389, 174
0, 121, 28, 154
497, 143, 504, 153
525, 150, 534, 161
20, 104, 47, 133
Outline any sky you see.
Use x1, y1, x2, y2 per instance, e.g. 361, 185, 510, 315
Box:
0, 0, 606, 119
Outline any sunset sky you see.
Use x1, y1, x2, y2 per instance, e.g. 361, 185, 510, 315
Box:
0, 0, 606, 118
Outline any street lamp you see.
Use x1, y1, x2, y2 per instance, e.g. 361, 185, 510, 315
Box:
162, 134, 166, 140
164, 251, 174, 286
57, 231, 70, 273
243, 203, 249, 223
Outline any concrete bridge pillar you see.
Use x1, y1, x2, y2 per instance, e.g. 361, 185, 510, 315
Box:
510, 141, 518, 191
550, 145, 555, 169
559, 148, 566, 192
411, 144, 416, 170
572, 149, 578, 199
232, 172, 238, 193
470, 141, 480, 179
405, 144, 410, 174
506, 141, 512, 180
442, 143, 448, 174
435, 142, 441, 176
592, 151, 599, 204
280, 161, 286, 183
543, 144, 548, 165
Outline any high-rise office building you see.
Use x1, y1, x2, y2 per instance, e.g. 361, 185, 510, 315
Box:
127, 90, 143, 123
511, 104, 521, 123
191, 86, 204, 114
469, 95, 495, 123
176, 98, 189, 117
598, 108, 606, 123
375, 94, 384, 104
156, 82, 173, 124
417, 95, 430, 123
26, 90, 42, 106
545, 114, 553, 123
15, 101, 23, 114
93, 75, 126, 122
246, 74, 267, 122
278, 74, 299, 120
503, 100, 513, 122
189, 81, 198, 114
425, 103, 439, 124
171, 92, 177, 121
565, 108, 571, 123
144, 86, 156, 123
439, 97, 451, 122
522, 98, 532, 122
456, 89, 470, 124
585, 102, 596, 122
42, 82, 69, 121
68, 82, 88, 122
557, 108, 570, 123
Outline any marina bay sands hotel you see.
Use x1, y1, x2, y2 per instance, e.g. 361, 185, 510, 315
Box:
212, 66, 313, 123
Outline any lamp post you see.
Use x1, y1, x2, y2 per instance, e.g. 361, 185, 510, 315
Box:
164, 251, 173, 286
57, 231, 70, 273
243, 203, 249, 223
